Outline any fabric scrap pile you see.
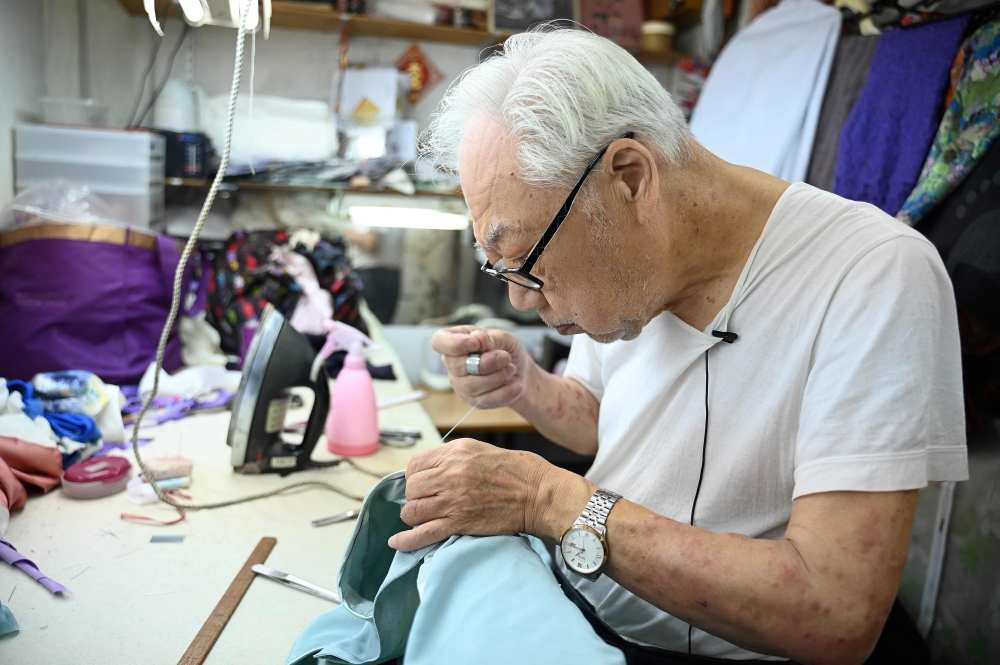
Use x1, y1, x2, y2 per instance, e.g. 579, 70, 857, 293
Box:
206, 229, 368, 357
0, 371, 128, 536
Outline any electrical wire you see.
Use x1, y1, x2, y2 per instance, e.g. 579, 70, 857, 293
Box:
128, 0, 366, 512
124, 0, 170, 129
132, 21, 192, 129
688, 349, 711, 656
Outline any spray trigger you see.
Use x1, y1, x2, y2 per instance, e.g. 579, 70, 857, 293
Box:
310, 322, 376, 383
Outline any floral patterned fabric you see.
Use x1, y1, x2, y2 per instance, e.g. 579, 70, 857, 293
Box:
898, 21, 1000, 226
206, 231, 367, 355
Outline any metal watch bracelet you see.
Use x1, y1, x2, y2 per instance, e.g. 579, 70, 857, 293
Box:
575, 488, 622, 531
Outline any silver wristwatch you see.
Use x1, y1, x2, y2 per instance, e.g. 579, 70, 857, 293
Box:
560, 488, 621, 581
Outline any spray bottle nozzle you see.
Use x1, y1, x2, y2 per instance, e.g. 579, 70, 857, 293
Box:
310, 322, 375, 383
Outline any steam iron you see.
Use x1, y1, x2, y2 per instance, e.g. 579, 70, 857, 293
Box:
228, 305, 329, 474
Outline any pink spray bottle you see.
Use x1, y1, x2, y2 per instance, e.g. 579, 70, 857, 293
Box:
311, 321, 379, 456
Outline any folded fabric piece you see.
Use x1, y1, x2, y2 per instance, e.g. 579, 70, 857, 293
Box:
32, 370, 109, 417
93, 384, 126, 445
805, 34, 881, 192
273, 246, 334, 336
287, 473, 624, 665
179, 312, 229, 367
898, 21, 1000, 226
43, 412, 102, 443
138, 362, 242, 400
0, 538, 69, 595
0, 601, 17, 638
0, 436, 64, 494
0, 454, 26, 524
834, 16, 970, 215
1, 381, 60, 450
690, 0, 841, 182
289, 472, 428, 665
406, 535, 626, 665
4, 381, 42, 419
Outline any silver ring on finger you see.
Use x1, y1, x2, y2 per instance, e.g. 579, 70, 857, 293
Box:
466, 353, 482, 376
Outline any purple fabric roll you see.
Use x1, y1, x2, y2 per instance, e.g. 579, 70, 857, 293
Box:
0, 538, 69, 595
834, 17, 969, 215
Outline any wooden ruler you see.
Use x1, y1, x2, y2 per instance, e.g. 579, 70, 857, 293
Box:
177, 536, 277, 665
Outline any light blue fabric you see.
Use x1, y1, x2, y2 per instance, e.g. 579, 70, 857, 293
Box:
0, 601, 18, 638
287, 473, 624, 665
405, 535, 625, 665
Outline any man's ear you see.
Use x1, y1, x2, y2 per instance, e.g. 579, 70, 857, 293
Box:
605, 138, 659, 226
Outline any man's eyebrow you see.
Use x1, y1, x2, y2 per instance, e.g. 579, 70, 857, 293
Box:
475, 221, 521, 254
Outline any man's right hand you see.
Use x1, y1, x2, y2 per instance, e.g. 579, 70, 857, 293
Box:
430, 326, 534, 409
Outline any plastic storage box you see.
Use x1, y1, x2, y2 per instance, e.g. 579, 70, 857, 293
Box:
15, 124, 165, 229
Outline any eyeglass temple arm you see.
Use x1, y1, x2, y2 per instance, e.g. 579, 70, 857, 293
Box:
518, 132, 635, 274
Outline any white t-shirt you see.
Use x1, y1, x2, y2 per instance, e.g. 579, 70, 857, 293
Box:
558, 183, 967, 660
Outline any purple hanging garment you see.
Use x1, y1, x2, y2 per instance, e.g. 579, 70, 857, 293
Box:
0, 224, 203, 384
834, 17, 969, 215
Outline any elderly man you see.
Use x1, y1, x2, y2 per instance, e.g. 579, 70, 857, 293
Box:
389, 28, 966, 665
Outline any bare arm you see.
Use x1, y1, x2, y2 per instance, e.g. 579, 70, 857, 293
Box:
534, 470, 917, 665
512, 362, 599, 455
346, 228, 379, 253
431, 326, 599, 455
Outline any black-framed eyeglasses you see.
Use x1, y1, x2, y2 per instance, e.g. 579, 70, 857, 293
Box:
480, 132, 635, 291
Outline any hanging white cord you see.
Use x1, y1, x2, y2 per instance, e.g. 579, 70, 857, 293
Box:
130, 0, 371, 510
248, 27, 256, 176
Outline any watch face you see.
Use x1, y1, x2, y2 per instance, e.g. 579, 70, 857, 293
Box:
561, 526, 605, 575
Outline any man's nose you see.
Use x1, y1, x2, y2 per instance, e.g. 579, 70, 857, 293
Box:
508, 283, 547, 311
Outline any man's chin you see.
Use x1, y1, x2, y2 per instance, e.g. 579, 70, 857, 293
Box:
585, 329, 626, 344
585, 319, 647, 344
544, 317, 646, 343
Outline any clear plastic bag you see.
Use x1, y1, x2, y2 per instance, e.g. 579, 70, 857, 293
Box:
0, 180, 123, 231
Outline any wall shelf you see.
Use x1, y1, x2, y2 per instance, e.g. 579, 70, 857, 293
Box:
119, 0, 496, 46
118, 0, 688, 62
164, 177, 464, 198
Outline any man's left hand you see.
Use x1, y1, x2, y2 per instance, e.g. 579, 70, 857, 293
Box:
389, 439, 561, 551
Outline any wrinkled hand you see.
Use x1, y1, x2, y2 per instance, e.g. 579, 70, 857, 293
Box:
389, 439, 552, 552
431, 326, 534, 409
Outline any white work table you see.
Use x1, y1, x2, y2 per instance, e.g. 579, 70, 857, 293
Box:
0, 323, 442, 664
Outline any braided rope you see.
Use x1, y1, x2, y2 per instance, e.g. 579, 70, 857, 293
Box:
128, 1, 365, 512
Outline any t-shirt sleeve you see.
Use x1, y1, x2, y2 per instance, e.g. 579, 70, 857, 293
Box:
793, 235, 967, 499
563, 335, 605, 402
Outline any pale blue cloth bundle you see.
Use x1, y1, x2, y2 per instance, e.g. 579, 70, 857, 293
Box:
287, 473, 625, 665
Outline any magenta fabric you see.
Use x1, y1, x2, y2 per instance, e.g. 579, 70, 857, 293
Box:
0, 224, 192, 384
834, 17, 969, 215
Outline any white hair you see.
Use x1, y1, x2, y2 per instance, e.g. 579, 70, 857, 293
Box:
421, 26, 693, 190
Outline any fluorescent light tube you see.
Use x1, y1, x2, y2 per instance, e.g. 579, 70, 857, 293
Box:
348, 207, 469, 230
